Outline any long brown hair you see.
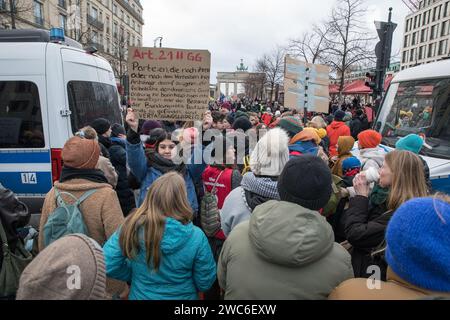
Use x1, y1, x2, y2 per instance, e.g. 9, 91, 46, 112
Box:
385, 150, 428, 210
119, 172, 193, 270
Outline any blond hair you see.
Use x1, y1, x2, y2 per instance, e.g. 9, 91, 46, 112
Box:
385, 150, 428, 211
119, 172, 193, 270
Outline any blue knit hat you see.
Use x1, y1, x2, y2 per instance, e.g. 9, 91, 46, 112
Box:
342, 156, 361, 172
395, 134, 424, 154
385, 197, 450, 292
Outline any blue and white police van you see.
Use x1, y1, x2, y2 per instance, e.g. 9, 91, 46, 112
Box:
0, 29, 123, 222
374, 58, 450, 194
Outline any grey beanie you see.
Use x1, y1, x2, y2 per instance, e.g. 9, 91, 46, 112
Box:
16, 234, 106, 300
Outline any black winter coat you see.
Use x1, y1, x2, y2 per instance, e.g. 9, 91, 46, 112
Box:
109, 138, 136, 216
98, 135, 112, 158
342, 195, 392, 280
0, 187, 30, 271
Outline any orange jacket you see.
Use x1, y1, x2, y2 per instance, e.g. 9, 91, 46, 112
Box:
326, 121, 351, 157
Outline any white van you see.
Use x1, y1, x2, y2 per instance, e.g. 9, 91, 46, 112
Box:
0, 29, 123, 219
374, 58, 450, 194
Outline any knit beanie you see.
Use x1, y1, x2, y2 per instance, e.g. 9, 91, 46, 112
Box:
232, 116, 252, 132
385, 197, 450, 292
278, 155, 332, 210
62, 136, 100, 169
278, 116, 303, 139
357, 129, 382, 149
91, 118, 111, 136
111, 123, 126, 138
16, 234, 106, 300
250, 127, 290, 177
342, 156, 361, 172
334, 109, 346, 121
395, 134, 424, 154
141, 120, 162, 135
234, 110, 249, 120
337, 136, 355, 155
290, 127, 321, 145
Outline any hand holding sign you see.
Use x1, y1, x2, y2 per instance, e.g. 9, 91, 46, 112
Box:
126, 108, 139, 133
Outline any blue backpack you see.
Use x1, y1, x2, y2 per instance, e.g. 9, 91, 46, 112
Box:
43, 188, 96, 247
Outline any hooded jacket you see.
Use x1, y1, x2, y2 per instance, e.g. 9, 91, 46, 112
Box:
358, 147, 387, 171
218, 200, 354, 299
220, 172, 279, 237
103, 217, 216, 300
326, 121, 351, 157
331, 136, 354, 177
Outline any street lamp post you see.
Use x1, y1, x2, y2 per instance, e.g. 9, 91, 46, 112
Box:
153, 36, 163, 48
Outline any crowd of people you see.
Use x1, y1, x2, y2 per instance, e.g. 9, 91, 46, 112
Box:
1, 97, 449, 300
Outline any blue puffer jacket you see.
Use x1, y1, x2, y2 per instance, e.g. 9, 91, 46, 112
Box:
126, 140, 198, 214
103, 217, 216, 300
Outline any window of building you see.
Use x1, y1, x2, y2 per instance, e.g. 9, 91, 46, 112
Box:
414, 15, 418, 29
430, 24, 437, 39
113, 3, 117, 15
412, 32, 417, 45
445, 1, 449, 17
404, 35, 409, 47
421, 28, 427, 42
419, 45, 424, 59
34, 1, 43, 26
402, 51, 408, 64
438, 39, 448, 55
441, 20, 449, 36
106, 16, 110, 34
120, 10, 124, 19
113, 22, 118, 38
59, 14, 67, 31
410, 48, 416, 63
126, 15, 130, 25
428, 42, 436, 57
428, 9, 432, 23
91, 31, 98, 43
91, 7, 98, 19
433, 6, 437, 21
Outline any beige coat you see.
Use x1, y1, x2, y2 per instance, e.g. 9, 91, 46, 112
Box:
39, 179, 124, 251
329, 268, 450, 300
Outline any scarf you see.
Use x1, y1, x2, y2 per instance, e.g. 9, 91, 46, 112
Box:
59, 167, 108, 184
240, 172, 279, 200
145, 150, 187, 175
369, 183, 390, 207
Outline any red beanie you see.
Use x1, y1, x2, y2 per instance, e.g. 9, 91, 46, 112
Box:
358, 130, 382, 149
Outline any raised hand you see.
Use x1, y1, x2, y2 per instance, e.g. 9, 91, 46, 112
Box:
126, 108, 139, 133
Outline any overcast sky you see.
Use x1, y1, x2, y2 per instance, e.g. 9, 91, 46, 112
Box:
141, 0, 411, 82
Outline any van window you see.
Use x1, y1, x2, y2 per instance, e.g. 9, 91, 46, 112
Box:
379, 78, 450, 159
67, 81, 123, 133
0, 81, 45, 148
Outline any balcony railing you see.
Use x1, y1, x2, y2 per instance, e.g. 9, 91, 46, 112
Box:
87, 42, 104, 52
87, 14, 104, 31
35, 16, 44, 26
115, 0, 144, 25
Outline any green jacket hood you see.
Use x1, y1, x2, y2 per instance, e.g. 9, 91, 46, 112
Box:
248, 200, 334, 267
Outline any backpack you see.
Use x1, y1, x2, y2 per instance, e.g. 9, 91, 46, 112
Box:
322, 174, 344, 217
200, 171, 224, 237
43, 188, 96, 247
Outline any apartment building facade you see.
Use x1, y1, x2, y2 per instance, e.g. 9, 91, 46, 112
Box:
0, 0, 144, 81
401, 0, 450, 70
